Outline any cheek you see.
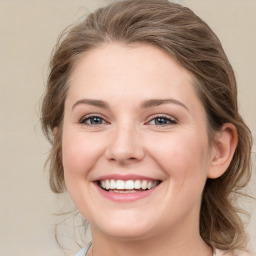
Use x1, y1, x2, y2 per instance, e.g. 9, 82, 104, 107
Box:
62, 130, 104, 178
147, 130, 210, 182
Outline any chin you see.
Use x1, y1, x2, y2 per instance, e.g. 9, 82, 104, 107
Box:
99, 225, 154, 241
91, 210, 157, 241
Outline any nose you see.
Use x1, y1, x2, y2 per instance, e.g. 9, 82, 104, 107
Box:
105, 124, 145, 164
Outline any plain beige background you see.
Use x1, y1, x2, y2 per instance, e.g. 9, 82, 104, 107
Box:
0, 0, 255, 255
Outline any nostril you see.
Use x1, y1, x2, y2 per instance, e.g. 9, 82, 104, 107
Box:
128, 157, 137, 160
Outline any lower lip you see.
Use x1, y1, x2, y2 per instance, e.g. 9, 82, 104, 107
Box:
94, 183, 160, 202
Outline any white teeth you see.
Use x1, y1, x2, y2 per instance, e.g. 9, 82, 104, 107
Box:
125, 180, 134, 190
141, 180, 147, 190
105, 180, 110, 190
134, 180, 141, 189
115, 180, 125, 189
112, 190, 137, 193
110, 179, 116, 189
99, 179, 159, 191
147, 181, 152, 190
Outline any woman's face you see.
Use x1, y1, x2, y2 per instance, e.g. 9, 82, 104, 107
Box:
62, 43, 215, 241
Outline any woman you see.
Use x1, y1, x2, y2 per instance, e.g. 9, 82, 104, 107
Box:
41, 0, 253, 255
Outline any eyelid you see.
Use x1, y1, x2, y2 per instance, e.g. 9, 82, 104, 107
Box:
79, 113, 110, 125
145, 114, 178, 125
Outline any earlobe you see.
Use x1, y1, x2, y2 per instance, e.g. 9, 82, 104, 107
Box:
53, 127, 58, 136
207, 123, 238, 179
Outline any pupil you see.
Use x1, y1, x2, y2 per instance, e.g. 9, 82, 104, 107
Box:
156, 117, 167, 125
92, 117, 102, 124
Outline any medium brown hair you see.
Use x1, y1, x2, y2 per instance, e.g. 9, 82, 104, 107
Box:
41, 0, 252, 251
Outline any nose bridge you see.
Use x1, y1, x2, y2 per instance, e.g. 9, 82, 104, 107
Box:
105, 121, 144, 163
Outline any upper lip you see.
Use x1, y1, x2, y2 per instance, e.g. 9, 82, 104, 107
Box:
94, 174, 161, 182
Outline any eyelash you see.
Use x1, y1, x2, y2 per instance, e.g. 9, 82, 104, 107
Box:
146, 114, 177, 126
79, 114, 108, 126
79, 114, 177, 127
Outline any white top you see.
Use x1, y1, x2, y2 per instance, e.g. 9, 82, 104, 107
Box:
74, 242, 92, 256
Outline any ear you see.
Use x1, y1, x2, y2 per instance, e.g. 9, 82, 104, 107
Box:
207, 123, 238, 179
53, 127, 59, 137
53, 127, 58, 135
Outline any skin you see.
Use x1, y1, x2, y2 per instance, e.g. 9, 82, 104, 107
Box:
61, 43, 237, 256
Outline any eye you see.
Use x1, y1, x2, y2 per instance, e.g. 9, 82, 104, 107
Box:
80, 115, 107, 126
147, 115, 177, 126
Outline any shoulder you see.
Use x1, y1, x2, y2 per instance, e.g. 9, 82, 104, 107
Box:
216, 249, 256, 256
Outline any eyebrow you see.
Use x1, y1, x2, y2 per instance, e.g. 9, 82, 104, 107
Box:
72, 99, 110, 110
141, 99, 189, 111
72, 98, 188, 111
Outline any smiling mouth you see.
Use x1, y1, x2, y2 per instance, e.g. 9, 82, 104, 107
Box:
97, 179, 161, 193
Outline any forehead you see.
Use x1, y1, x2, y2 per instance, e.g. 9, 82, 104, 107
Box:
69, 42, 189, 81
66, 43, 203, 113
